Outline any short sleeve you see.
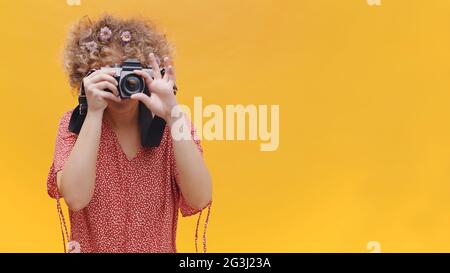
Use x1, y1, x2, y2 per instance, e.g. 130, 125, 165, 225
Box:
46, 110, 78, 199
170, 117, 210, 217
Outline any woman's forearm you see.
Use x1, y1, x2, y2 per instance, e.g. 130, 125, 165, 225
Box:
58, 110, 103, 211
169, 117, 212, 210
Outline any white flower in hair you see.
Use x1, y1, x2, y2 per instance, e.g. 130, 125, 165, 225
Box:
120, 31, 132, 43
99, 26, 112, 42
83, 41, 98, 53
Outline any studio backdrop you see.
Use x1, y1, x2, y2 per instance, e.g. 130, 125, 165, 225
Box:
1, 0, 450, 252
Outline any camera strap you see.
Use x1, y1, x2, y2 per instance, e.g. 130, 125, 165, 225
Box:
68, 69, 94, 134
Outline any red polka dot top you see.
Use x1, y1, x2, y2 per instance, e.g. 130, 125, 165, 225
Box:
46, 110, 211, 253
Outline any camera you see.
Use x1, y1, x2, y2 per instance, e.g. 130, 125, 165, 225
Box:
99, 58, 176, 98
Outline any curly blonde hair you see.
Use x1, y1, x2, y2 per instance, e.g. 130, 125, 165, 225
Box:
63, 14, 174, 90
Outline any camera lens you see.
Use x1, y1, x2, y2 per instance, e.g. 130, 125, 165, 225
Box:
121, 74, 144, 96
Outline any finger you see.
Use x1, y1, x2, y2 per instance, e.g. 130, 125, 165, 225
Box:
86, 68, 115, 80
98, 90, 122, 103
130, 93, 157, 111
166, 65, 176, 83
149, 53, 162, 79
133, 69, 153, 87
93, 81, 119, 96
89, 73, 118, 86
85, 69, 100, 80
163, 57, 171, 80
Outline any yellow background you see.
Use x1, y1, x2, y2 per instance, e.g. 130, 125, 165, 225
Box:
1, 0, 450, 252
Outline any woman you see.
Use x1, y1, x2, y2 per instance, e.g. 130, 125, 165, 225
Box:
46, 14, 212, 253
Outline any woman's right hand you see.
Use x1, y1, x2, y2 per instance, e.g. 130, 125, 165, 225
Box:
83, 69, 121, 113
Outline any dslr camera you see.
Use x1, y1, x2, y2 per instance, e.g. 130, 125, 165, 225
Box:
97, 58, 177, 98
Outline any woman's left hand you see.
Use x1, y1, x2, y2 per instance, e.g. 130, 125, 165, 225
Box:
131, 52, 178, 122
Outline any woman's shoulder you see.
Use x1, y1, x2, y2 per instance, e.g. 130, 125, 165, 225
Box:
58, 109, 75, 127
53, 109, 77, 139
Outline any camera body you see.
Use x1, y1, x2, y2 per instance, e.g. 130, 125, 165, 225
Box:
100, 58, 159, 98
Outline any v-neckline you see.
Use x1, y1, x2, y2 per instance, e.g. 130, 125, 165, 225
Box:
102, 117, 143, 162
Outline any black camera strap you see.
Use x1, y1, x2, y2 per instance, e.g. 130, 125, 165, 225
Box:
68, 69, 94, 134
68, 69, 167, 147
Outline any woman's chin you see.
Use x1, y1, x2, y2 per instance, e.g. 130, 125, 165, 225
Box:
108, 98, 138, 111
